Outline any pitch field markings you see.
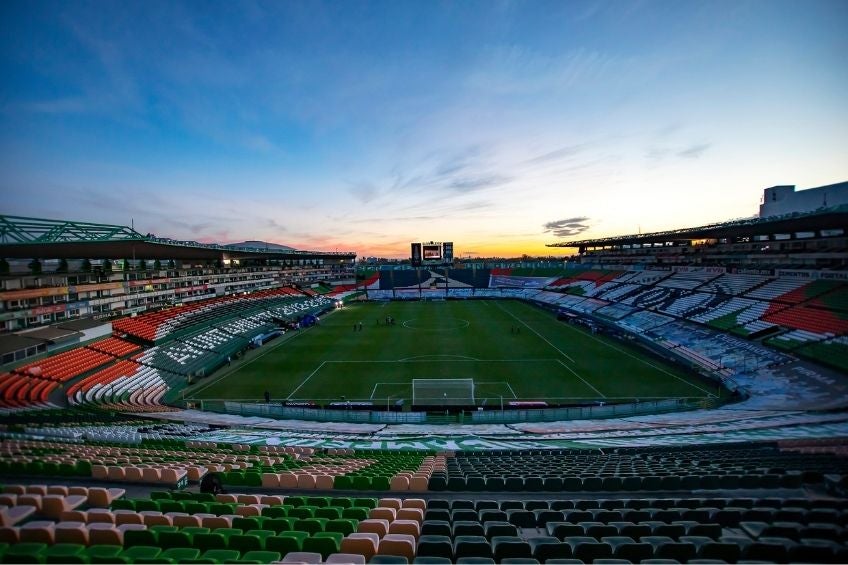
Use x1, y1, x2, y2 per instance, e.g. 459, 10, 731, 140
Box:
287, 358, 565, 400
554, 313, 716, 397
286, 361, 327, 400
185, 321, 319, 399
370, 380, 517, 401
493, 300, 575, 363
399, 354, 478, 361
369, 382, 409, 400
499, 300, 714, 398
557, 358, 605, 398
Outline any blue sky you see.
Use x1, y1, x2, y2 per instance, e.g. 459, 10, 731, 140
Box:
1, 0, 846, 257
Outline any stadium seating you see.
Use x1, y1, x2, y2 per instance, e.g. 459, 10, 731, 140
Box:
86, 337, 142, 358
0, 289, 333, 411
0, 444, 844, 564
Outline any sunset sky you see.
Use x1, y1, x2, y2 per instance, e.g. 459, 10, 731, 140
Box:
1, 0, 846, 258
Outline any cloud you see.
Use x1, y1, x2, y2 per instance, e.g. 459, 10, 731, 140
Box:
646, 142, 712, 163
543, 216, 592, 238
348, 181, 380, 203
676, 142, 711, 159
525, 144, 587, 164
447, 174, 512, 193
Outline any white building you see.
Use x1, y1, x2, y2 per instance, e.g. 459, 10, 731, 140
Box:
759, 181, 848, 217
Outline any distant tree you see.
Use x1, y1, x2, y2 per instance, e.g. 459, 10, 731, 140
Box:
138, 259, 147, 272
0, 258, 9, 275
167, 259, 175, 269
81, 259, 92, 273
102, 259, 113, 272
122, 259, 131, 272
56, 258, 69, 273
153, 259, 161, 271
28, 259, 42, 275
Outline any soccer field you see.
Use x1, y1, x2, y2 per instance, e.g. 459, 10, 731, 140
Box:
187, 299, 721, 405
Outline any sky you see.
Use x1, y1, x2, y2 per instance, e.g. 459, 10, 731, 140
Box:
1, 0, 846, 258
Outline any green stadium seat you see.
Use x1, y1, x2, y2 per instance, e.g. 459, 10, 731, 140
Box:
185, 501, 210, 515
263, 517, 295, 533
343, 507, 370, 521
316, 506, 342, 520
306, 496, 331, 508
228, 533, 264, 553
194, 533, 228, 552
85, 545, 127, 564
334, 476, 354, 489
294, 518, 327, 535
121, 546, 162, 561
134, 499, 160, 512
43, 543, 86, 564
159, 530, 193, 549
233, 517, 263, 531
352, 476, 372, 490
125, 529, 158, 548
371, 476, 391, 490
261, 506, 288, 519
286, 496, 307, 507
4, 542, 47, 564
288, 506, 316, 520
263, 533, 304, 555
303, 531, 343, 558
161, 548, 201, 562
201, 549, 241, 563
158, 501, 184, 514
241, 550, 281, 564
331, 497, 353, 508
111, 499, 136, 511
326, 518, 359, 535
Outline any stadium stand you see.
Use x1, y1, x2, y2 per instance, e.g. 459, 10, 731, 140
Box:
0, 428, 846, 563
1, 211, 847, 563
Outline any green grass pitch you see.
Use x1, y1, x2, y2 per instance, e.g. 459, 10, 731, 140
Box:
187, 299, 722, 405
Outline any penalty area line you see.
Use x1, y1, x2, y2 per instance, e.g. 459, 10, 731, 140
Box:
557, 358, 606, 398
287, 361, 326, 400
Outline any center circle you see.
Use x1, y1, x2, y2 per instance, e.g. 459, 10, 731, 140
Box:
402, 318, 470, 331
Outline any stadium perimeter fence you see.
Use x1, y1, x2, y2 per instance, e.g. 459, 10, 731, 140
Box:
196, 396, 714, 424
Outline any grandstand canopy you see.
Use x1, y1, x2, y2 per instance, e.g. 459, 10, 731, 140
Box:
548, 205, 848, 248
0, 215, 355, 260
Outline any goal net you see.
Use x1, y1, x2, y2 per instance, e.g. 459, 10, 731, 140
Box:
412, 378, 475, 406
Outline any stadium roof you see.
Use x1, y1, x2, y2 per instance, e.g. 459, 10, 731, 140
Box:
0, 215, 355, 260
547, 205, 848, 248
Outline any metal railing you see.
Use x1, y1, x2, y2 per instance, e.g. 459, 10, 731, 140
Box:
199, 401, 427, 424
193, 396, 720, 425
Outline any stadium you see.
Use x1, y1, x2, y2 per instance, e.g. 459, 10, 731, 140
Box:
2, 2, 848, 563
0, 182, 847, 563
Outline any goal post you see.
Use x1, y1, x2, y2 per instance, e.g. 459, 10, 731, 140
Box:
412, 378, 475, 406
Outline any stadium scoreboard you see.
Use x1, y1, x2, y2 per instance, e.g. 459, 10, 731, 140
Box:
411, 241, 453, 267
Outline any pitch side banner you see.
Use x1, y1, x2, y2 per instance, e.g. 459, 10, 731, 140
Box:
776, 269, 848, 280
489, 275, 560, 288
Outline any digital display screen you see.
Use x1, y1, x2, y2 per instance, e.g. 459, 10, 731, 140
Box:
423, 245, 441, 260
